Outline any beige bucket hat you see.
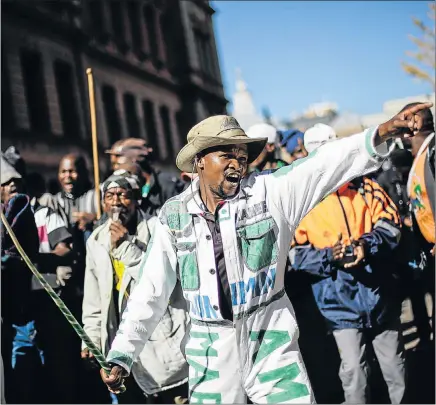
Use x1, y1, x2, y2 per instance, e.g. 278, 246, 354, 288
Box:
176, 115, 267, 172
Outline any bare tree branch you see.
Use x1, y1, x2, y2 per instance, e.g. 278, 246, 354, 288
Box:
402, 3, 436, 91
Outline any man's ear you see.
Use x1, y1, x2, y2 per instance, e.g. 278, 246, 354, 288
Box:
196, 156, 205, 170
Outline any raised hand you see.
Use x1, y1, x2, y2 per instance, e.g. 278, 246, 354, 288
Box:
378, 102, 433, 140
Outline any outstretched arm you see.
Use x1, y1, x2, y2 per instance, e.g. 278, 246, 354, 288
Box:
264, 102, 433, 231
105, 216, 178, 375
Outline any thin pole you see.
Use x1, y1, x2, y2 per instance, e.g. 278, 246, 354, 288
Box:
86, 68, 102, 219
0, 211, 126, 392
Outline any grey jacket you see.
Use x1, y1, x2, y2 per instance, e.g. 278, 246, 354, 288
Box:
82, 210, 188, 394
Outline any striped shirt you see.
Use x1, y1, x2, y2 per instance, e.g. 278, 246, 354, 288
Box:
55, 189, 98, 228
34, 206, 71, 254
32, 205, 71, 290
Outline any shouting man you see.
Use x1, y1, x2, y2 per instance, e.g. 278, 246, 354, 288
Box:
102, 103, 432, 404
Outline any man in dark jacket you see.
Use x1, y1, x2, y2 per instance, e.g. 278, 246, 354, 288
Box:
290, 149, 405, 403
377, 148, 413, 221
1, 154, 41, 404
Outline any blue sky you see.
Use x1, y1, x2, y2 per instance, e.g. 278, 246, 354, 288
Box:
211, 1, 433, 120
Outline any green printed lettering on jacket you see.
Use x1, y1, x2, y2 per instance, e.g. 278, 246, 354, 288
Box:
185, 331, 219, 357
190, 392, 222, 404
187, 358, 219, 386
250, 330, 291, 365
258, 363, 309, 403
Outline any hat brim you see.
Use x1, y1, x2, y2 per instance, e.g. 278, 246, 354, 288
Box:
176, 135, 267, 172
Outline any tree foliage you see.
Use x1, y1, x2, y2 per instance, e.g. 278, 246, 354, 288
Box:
402, 2, 435, 90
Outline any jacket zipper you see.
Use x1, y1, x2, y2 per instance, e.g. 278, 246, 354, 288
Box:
335, 191, 352, 239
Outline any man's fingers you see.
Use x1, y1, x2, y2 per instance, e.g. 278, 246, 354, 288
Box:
344, 259, 358, 269
407, 102, 433, 115
392, 119, 411, 129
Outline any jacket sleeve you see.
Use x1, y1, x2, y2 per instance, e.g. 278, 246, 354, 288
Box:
106, 215, 178, 374
358, 179, 401, 260
290, 223, 336, 278
290, 245, 336, 278
264, 128, 393, 231
82, 241, 102, 350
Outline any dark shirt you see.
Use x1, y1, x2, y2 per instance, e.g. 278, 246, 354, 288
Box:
204, 205, 233, 321
140, 170, 185, 219
377, 168, 409, 219
1, 194, 39, 324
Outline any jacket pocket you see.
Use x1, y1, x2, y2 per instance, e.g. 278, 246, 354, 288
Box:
176, 241, 200, 291
237, 217, 279, 272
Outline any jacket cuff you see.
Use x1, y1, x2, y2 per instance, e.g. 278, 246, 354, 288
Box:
363, 127, 395, 160
106, 350, 134, 374
326, 247, 337, 265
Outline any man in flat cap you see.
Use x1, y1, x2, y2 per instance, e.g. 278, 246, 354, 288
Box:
106, 137, 185, 218
101, 103, 432, 403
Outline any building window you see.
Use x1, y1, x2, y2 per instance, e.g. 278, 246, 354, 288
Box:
123, 93, 140, 137
194, 30, 215, 79
142, 100, 159, 159
159, 105, 173, 160
54, 60, 80, 139
110, 0, 125, 42
1, 49, 15, 131
143, 5, 159, 63
126, 0, 142, 52
87, 0, 103, 35
20, 48, 51, 133
102, 85, 121, 146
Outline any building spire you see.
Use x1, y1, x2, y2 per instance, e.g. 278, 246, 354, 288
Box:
231, 68, 262, 129
235, 67, 247, 92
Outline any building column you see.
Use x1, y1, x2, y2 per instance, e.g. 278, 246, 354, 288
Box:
136, 97, 146, 141
207, 18, 222, 83
153, 103, 168, 160
169, 108, 183, 153
6, 47, 30, 130
95, 83, 111, 147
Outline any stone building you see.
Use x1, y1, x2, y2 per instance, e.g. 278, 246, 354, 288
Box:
1, 0, 227, 183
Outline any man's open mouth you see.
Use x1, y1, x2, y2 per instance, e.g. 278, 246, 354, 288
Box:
225, 173, 241, 184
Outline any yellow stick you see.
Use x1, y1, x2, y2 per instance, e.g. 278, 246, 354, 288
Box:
86, 68, 102, 219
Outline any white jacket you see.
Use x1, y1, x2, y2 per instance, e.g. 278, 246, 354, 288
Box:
82, 211, 188, 394
106, 128, 393, 402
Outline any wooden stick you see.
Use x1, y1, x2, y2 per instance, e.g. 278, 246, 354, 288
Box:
86, 68, 102, 219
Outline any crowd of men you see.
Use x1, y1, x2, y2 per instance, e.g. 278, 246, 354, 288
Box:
0, 102, 434, 404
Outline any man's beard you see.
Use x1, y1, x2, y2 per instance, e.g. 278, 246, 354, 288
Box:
210, 182, 237, 200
